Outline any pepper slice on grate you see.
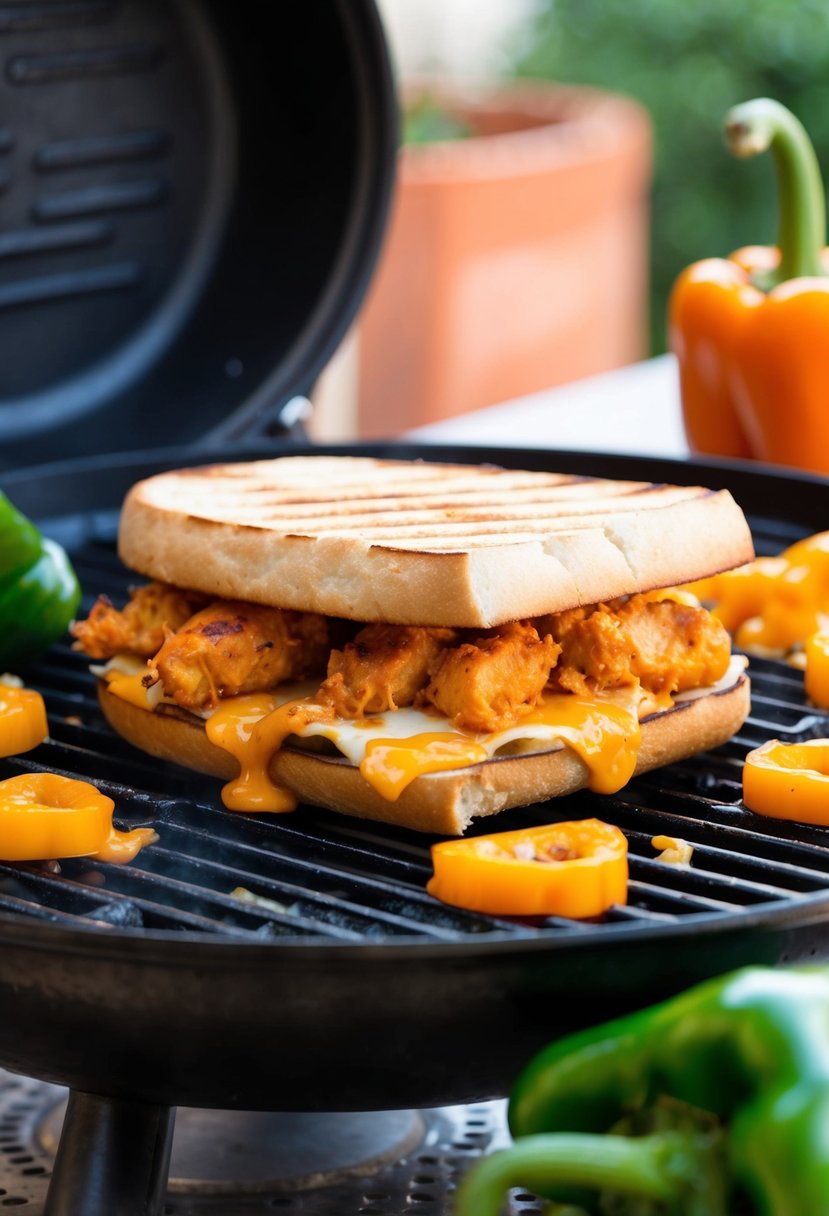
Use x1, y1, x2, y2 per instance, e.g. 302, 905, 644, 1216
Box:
0, 681, 48, 757
426, 819, 628, 918
743, 738, 829, 825
804, 632, 829, 709
0, 773, 157, 863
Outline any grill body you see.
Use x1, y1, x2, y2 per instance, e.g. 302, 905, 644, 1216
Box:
0, 906, 816, 1112
1, 442, 829, 1111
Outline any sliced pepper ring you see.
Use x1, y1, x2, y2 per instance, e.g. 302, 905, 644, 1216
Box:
805, 631, 829, 708
0, 773, 115, 860
0, 683, 48, 757
427, 819, 628, 918
743, 738, 829, 825
0, 772, 157, 862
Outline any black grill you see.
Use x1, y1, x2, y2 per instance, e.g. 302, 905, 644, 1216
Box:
0, 444, 826, 1209
3, 508, 828, 945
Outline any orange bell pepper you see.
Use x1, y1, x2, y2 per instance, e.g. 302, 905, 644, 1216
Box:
743, 739, 829, 826
669, 98, 829, 473
805, 632, 829, 709
0, 772, 157, 863
685, 530, 829, 656
427, 819, 628, 919
0, 681, 48, 757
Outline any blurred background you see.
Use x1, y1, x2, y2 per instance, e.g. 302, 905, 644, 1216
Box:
315, 0, 829, 438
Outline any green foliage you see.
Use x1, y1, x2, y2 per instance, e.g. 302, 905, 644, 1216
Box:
403, 94, 474, 145
511, 0, 829, 351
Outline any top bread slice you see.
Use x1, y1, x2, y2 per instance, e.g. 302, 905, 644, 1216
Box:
117, 456, 755, 628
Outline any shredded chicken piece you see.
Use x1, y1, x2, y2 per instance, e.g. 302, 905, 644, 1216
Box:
534, 606, 592, 646
419, 621, 561, 733
618, 596, 731, 692
548, 594, 731, 697
549, 608, 633, 694
71, 582, 204, 660
318, 624, 458, 717
151, 601, 330, 710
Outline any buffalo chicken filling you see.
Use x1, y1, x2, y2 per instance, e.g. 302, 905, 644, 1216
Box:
72, 583, 732, 734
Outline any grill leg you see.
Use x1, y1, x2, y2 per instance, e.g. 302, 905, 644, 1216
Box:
44, 1089, 175, 1216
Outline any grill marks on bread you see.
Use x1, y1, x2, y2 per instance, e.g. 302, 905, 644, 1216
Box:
118, 457, 755, 628
155, 466, 694, 538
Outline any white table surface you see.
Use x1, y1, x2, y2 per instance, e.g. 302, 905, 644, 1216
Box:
406, 353, 689, 458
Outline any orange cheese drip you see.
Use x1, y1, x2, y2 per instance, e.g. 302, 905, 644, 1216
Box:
360, 733, 489, 802
520, 692, 642, 794
95, 825, 159, 863
203, 686, 646, 810
205, 694, 330, 813
104, 668, 156, 710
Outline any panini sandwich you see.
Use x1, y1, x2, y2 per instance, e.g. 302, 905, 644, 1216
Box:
72, 456, 754, 834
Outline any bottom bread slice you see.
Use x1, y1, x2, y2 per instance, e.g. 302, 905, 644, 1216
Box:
97, 672, 750, 835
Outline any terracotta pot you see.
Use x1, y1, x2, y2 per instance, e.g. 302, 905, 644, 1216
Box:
356, 82, 652, 437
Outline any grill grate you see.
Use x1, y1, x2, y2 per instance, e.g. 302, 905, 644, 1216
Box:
2, 512, 828, 944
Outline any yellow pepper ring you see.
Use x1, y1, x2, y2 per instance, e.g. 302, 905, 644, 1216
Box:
0, 773, 115, 861
743, 739, 829, 825
0, 684, 48, 757
805, 632, 829, 709
427, 818, 628, 919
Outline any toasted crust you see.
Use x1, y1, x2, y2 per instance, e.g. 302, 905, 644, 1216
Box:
117, 457, 755, 628
97, 673, 750, 835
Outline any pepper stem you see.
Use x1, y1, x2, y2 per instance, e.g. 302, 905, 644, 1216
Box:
454, 1131, 728, 1216
724, 97, 827, 287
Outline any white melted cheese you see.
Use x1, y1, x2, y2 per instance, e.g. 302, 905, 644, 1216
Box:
293, 655, 747, 763
99, 654, 747, 811
293, 688, 635, 764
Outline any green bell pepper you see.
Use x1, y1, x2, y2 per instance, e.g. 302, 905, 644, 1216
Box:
0, 490, 81, 669
455, 966, 829, 1216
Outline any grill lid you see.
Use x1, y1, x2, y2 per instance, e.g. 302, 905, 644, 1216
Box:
0, 0, 397, 468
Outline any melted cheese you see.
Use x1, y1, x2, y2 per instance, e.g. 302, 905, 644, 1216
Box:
94, 654, 164, 711
361, 734, 490, 801
206, 684, 645, 811
206, 692, 311, 813
102, 655, 746, 815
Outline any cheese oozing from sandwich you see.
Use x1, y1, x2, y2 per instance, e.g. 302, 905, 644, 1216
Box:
200, 681, 647, 810
82, 585, 742, 814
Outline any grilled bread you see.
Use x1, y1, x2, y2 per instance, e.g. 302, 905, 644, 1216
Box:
118, 457, 754, 628
75, 455, 754, 834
